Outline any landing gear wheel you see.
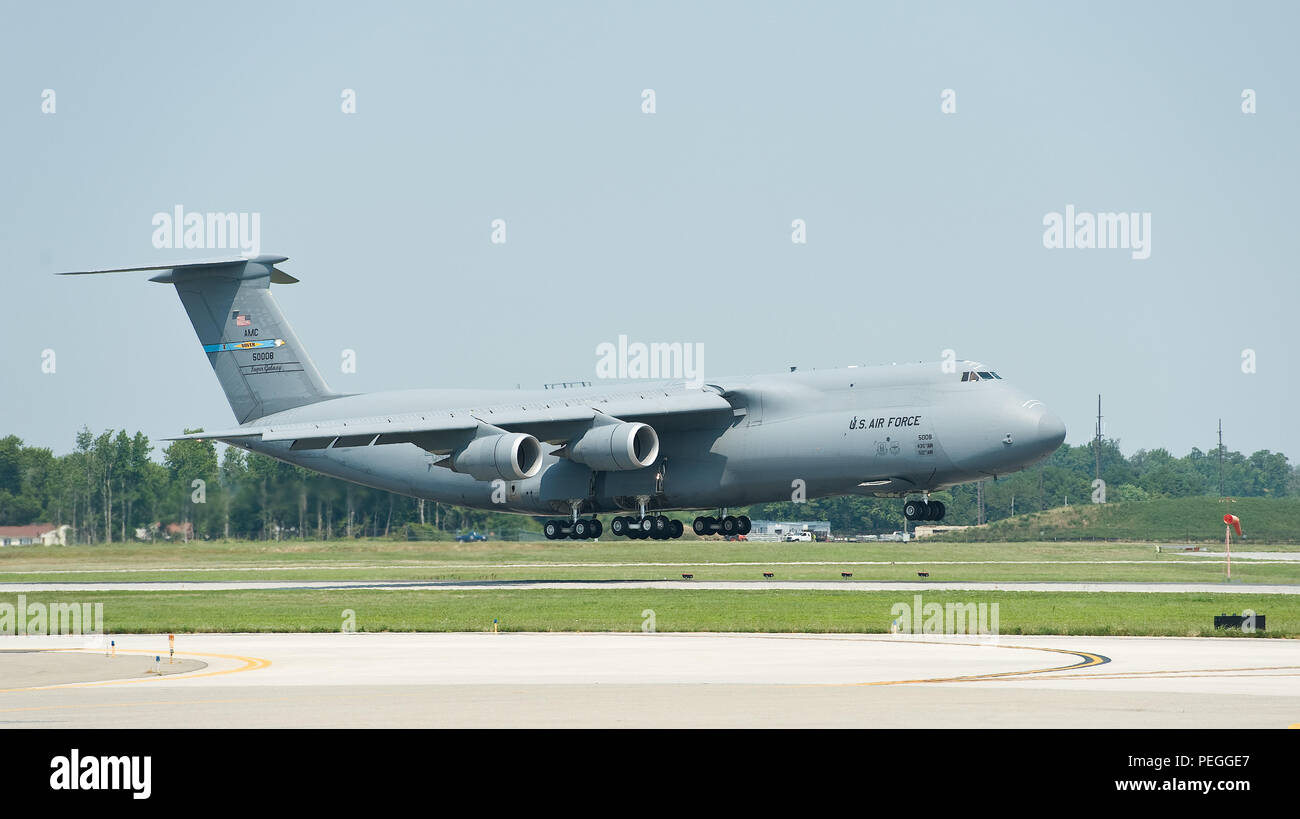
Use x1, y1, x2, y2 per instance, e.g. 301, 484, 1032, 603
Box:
611, 517, 628, 537
543, 520, 562, 540
669, 519, 683, 539
651, 515, 670, 538
591, 519, 603, 538
903, 500, 925, 521
737, 516, 751, 535
928, 501, 945, 521
721, 515, 739, 536
693, 516, 709, 535
573, 519, 591, 539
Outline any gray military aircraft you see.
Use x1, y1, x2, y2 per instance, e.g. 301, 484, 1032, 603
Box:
62, 255, 1066, 540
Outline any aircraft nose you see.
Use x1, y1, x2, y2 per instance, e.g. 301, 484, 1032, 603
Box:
1036, 409, 1066, 451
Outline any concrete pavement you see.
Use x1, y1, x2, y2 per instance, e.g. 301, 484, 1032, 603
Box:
1, 632, 1295, 728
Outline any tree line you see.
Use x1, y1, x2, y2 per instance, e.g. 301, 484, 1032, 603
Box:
0, 429, 1295, 541
0, 429, 523, 543
749, 438, 1298, 534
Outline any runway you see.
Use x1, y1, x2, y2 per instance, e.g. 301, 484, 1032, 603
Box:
1, 632, 1296, 727
5, 577, 1294, 598
1, 579, 1296, 594
2, 556, 1294, 576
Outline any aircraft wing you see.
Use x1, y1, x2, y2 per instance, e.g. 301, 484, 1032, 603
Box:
167, 385, 738, 454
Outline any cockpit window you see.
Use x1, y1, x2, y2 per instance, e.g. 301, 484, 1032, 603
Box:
977, 371, 994, 379
962, 370, 1001, 381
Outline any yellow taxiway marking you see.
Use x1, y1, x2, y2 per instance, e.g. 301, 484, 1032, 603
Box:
852, 642, 1109, 686
1021, 671, 1300, 682
0, 688, 416, 717
998, 664, 1300, 682
0, 647, 271, 693
0, 696, 291, 715
715, 634, 1112, 687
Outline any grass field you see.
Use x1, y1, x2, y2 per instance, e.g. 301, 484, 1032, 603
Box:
935, 496, 1300, 543
1, 538, 1297, 584
3, 538, 1296, 637
12, 588, 1295, 637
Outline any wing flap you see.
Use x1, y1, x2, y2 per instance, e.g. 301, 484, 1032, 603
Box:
166, 385, 734, 451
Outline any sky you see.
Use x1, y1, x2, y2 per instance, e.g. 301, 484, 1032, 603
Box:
1, 1, 1297, 460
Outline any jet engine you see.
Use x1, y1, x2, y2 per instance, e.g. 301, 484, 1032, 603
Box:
568, 421, 659, 471
451, 432, 543, 481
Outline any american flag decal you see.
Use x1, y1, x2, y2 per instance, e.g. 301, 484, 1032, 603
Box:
232, 311, 251, 326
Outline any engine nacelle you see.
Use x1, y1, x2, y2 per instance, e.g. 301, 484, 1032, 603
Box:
451, 432, 543, 481
569, 421, 659, 471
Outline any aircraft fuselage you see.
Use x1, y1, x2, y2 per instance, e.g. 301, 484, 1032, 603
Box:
230, 362, 1065, 517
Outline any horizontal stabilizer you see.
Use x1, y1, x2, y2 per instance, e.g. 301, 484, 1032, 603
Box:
59, 255, 298, 283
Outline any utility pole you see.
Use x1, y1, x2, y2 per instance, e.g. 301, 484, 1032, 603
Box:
1094, 394, 1103, 483
1218, 418, 1224, 497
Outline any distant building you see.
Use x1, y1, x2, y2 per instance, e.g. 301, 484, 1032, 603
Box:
0, 523, 73, 546
748, 520, 832, 541
912, 524, 971, 539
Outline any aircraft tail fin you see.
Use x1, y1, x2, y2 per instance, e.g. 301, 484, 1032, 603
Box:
60, 255, 337, 423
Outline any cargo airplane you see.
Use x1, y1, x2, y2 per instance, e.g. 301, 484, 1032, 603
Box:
62, 255, 1066, 540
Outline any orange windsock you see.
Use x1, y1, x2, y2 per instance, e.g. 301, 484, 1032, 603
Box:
1224, 514, 1242, 536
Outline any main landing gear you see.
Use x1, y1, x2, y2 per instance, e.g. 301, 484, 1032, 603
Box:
542, 515, 687, 540
542, 507, 754, 541
542, 517, 603, 540
611, 515, 684, 540
692, 514, 752, 537
903, 498, 945, 521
